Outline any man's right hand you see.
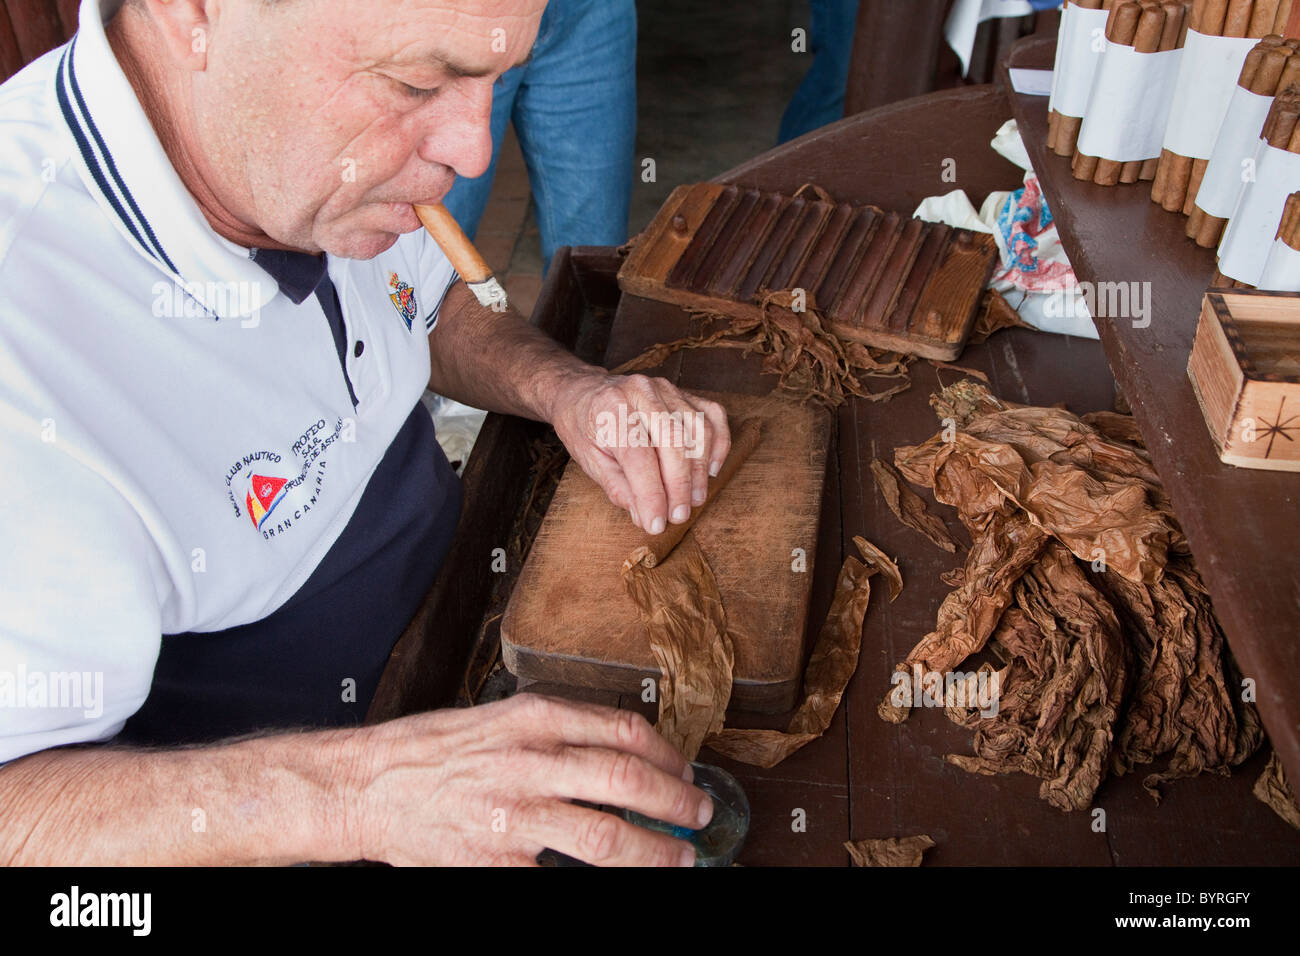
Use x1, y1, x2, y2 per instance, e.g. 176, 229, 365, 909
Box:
352, 694, 712, 866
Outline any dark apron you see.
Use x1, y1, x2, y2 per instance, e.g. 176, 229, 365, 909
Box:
119, 251, 462, 745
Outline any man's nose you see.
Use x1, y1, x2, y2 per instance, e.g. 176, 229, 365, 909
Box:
417, 81, 496, 181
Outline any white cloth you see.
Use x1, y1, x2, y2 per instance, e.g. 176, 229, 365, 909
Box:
913, 120, 1098, 340
946, 0, 1037, 77
0, 0, 458, 762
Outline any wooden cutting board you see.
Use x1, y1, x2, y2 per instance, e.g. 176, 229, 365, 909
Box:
618, 182, 999, 360
501, 390, 831, 713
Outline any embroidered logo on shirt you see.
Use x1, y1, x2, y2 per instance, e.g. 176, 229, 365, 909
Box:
223, 418, 345, 540
245, 474, 289, 530
388, 272, 417, 331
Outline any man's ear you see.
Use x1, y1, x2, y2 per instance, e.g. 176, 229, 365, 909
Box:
138, 0, 214, 70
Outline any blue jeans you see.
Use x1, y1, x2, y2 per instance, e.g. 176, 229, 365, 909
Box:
778, 0, 859, 144
443, 0, 637, 274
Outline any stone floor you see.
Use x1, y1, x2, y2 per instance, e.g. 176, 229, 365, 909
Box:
481, 0, 811, 320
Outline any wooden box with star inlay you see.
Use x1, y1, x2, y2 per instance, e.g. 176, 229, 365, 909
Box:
1189, 288, 1300, 472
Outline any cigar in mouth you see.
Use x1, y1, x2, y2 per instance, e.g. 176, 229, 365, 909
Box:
413, 202, 509, 310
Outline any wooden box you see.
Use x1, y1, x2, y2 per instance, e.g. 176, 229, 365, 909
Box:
618, 183, 999, 361
1188, 288, 1300, 472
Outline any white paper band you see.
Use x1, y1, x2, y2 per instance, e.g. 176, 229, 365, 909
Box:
1078, 45, 1183, 162
1049, 5, 1109, 118
1196, 89, 1273, 217
1257, 236, 1300, 291
1217, 143, 1300, 286
1162, 31, 1259, 159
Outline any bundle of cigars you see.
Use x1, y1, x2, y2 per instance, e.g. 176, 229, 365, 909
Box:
1048, 0, 1300, 290
1050, 0, 1299, 185
1189, 34, 1300, 248
1211, 91, 1300, 286
1068, 0, 1194, 186
1153, 0, 1295, 210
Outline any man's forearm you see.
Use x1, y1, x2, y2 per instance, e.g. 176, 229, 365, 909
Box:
0, 727, 366, 865
426, 280, 597, 423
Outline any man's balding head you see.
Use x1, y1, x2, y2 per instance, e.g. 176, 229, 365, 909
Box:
109, 0, 546, 258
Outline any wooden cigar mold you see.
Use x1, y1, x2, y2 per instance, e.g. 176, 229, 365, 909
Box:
1188, 287, 1300, 470
618, 183, 999, 361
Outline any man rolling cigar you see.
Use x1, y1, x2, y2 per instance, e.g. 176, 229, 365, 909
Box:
0, 0, 729, 866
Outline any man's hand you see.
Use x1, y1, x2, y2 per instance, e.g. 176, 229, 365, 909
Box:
549, 371, 731, 534
426, 282, 731, 532
356, 695, 711, 866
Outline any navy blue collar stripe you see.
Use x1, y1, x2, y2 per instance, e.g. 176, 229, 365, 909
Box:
59, 38, 181, 278
55, 46, 157, 270
424, 270, 460, 328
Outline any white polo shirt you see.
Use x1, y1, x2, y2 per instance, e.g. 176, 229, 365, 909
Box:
0, 0, 459, 761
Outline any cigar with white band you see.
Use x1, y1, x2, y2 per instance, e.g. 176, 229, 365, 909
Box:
413, 202, 509, 310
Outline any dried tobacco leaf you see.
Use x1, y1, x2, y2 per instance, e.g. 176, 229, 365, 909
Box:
880, 379, 1264, 811
623, 535, 734, 761
944, 543, 1129, 812
879, 510, 1048, 725
898, 423, 1174, 585
1081, 410, 1147, 448
968, 289, 1030, 344
1254, 751, 1300, 829
609, 297, 914, 409
707, 535, 891, 768
844, 834, 935, 867
869, 458, 959, 553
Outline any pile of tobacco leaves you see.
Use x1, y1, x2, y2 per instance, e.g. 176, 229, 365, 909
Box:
876, 379, 1275, 814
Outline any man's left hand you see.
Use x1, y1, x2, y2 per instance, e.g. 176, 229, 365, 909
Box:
550, 371, 731, 534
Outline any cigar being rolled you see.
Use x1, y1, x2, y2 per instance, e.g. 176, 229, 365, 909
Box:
413, 202, 509, 310
622, 418, 763, 572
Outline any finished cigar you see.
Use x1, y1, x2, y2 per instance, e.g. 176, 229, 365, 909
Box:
1278, 191, 1300, 257
1252, 0, 1285, 35
1262, 84, 1300, 148
1275, 0, 1296, 34
1277, 189, 1300, 247
1223, 0, 1256, 37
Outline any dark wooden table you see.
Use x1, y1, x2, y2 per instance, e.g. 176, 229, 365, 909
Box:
519, 83, 1299, 865
374, 80, 1300, 865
